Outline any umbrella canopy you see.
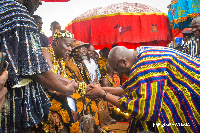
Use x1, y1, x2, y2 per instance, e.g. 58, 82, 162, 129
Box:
41, 0, 70, 2
65, 2, 172, 49
168, 0, 200, 30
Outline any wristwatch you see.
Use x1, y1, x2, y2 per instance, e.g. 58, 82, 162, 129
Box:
103, 91, 108, 101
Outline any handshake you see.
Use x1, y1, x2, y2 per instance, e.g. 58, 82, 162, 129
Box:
85, 83, 106, 100
53, 80, 105, 100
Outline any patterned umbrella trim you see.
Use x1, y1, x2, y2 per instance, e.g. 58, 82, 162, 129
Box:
72, 2, 162, 20
67, 12, 167, 24
41, 0, 70, 2
170, 13, 200, 25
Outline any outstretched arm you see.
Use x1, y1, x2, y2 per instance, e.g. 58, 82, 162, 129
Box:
27, 48, 78, 95
30, 70, 75, 95
101, 86, 125, 96
86, 84, 122, 108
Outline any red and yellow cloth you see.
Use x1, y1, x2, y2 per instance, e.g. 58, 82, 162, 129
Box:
98, 57, 108, 76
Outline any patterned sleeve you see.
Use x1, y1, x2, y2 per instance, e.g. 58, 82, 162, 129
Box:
118, 48, 168, 121
119, 80, 166, 121
0, 1, 49, 86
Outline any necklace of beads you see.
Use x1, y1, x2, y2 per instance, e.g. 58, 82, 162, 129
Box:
49, 46, 87, 97
49, 45, 69, 79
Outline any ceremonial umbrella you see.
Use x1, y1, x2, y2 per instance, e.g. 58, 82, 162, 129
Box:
65, 2, 172, 50
167, 0, 199, 48
168, 0, 200, 35
41, 0, 70, 2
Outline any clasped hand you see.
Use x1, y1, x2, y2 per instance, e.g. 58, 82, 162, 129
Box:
85, 83, 104, 100
65, 79, 75, 95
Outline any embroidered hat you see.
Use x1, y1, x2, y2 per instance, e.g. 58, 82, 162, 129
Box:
72, 40, 90, 50
53, 29, 74, 40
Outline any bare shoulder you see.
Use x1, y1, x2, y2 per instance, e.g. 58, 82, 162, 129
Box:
41, 47, 54, 69
42, 47, 51, 57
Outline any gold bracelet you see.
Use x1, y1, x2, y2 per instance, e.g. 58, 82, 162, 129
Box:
77, 82, 87, 97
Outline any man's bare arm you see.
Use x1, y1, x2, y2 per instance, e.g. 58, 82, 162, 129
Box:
30, 70, 75, 94
86, 84, 121, 108
101, 86, 125, 96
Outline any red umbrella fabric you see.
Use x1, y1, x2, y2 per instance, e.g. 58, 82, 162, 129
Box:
65, 2, 172, 49
41, 0, 70, 2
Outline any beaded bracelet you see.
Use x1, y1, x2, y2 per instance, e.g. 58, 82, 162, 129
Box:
77, 81, 87, 97
101, 129, 108, 133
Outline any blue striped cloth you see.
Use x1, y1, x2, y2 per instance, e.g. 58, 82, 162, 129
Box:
0, 1, 51, 132
119, 46, 200, 133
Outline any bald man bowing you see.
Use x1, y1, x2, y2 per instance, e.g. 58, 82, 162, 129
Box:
86, 46, 200, 133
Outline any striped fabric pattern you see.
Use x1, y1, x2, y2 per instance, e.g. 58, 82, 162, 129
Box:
0, 1, 51, 132
119, 46, 200, 133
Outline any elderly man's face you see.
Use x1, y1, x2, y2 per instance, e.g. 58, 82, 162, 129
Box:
87, 45, 95, 59
109, 58, 130, 76
24, 0, 42, 15
191, 18, 200, 37
78, 46, 88, 59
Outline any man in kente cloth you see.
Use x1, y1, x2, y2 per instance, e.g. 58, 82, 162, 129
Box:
87, 46, 200, 133
41, 30, 83, 133
65, 40, 107, 132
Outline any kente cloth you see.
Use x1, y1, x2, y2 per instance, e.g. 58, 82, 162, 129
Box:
44, 91, 75, 132
101, 74, 120, 87
39, 33, 49, 47
119, 46, 200, 133
65, 58, 85, 82
83, 58, 97, 82
182, 36, 200, 58
65, 58, 99, 127
101, 75, 115, 87
0, 0, 51, 132
98, 57, 108, 76
41, 47, 76, 133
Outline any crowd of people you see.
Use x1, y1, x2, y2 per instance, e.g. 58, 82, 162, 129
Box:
0, 0, 200, 133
